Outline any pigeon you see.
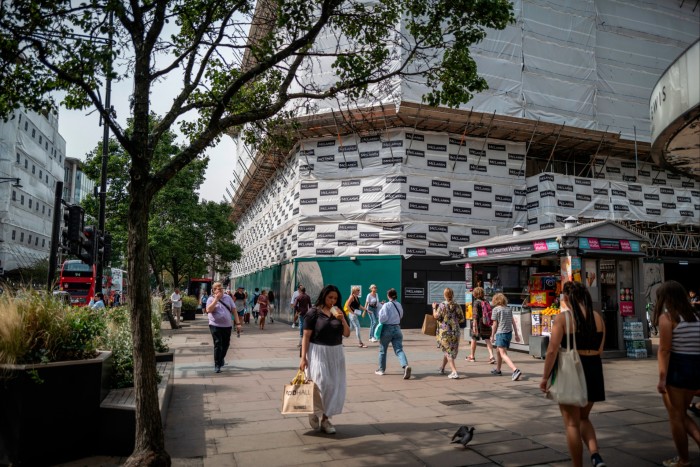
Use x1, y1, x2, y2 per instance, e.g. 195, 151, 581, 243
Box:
450, 425, 474, 447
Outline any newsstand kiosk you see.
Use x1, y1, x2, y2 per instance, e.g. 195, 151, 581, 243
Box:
441, 218, 652, 357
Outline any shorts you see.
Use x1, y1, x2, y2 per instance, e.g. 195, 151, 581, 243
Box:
580, 354, 606, 402
667, 352, 700, 390
471, 323, 491, 340
495, 332, 512, 349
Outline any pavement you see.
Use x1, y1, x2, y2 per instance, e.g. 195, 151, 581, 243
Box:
61, 315, 696, 467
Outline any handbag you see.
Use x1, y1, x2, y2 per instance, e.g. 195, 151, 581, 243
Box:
281, 370, 323, 415
545, 311, 588, 407
253, 303, 260, 312
373, 323, 384, 340
422, 313, 437, 336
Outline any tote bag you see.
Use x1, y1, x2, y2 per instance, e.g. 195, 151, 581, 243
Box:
546, 311, 588, 407
281, 370, 323, 415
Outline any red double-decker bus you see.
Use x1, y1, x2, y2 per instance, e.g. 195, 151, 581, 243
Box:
59, 260, 96, 307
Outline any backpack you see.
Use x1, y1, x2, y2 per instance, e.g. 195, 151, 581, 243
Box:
251, 293, 260, 306
479, 300, 493, 327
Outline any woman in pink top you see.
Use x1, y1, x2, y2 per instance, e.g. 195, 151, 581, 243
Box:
257, 290, 270, 331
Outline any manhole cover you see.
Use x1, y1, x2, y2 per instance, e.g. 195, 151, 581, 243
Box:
439, 400, 471, 406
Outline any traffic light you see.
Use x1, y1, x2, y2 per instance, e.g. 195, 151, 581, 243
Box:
102, 233, 112, 265
77, 225, 96, 265
67, 205, 84, 243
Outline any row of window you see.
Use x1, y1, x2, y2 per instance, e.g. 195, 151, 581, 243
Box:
11, 190, 52, 218
16, 151, 55, 186
10, 230, 48, 249
17, 113, 63, 163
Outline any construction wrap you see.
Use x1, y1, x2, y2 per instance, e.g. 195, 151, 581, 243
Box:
526, 171, 700, 230
231, 130, 699, 277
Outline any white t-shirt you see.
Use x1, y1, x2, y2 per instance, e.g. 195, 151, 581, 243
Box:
171, 292, 182, 308
290, 290, 300, 306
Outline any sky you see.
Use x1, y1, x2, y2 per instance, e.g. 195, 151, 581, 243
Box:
57, 73, 237, 204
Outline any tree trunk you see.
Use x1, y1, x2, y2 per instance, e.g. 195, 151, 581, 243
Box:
125, 171, 171, 466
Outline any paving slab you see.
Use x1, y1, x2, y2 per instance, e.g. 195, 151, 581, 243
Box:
57, 316, 694, 467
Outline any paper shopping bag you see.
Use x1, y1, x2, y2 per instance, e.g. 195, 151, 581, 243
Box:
281, 370, 322, 415
422, 313, 437, 336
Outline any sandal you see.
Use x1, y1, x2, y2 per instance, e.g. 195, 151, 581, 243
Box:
488, 357, 496, 364
359, 343, 368, 348
466, 355, 475, 362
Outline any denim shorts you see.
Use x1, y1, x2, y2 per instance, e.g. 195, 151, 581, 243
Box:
667, 352, 700, 390
494, 332, 512, 349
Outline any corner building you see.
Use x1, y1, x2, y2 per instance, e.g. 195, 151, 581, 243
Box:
229, 0, 700, 329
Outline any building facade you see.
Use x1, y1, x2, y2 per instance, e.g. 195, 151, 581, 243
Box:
63, 157, 95, 206
0, 109, 66, 275
227, 0, 700, 326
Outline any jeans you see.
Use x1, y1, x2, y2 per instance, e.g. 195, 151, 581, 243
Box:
209, 325, 232, 368
378, 324, 408, 371
367, 307, 378, 340
347, 312, 362, 342
298, 315, 305, 337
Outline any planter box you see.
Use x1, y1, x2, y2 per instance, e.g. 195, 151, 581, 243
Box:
0, 351, 113, 466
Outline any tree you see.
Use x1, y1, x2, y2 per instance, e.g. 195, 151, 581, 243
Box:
0, 0, 514, 464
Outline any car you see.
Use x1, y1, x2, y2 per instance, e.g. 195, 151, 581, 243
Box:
52, 290, 72, 305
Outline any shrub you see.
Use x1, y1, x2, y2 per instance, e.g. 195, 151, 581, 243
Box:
0, 290, 105, 365
181, 295, 199, 314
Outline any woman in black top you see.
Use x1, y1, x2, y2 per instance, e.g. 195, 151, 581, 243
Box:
540, 281, 607, 467
300, 285, 350, 434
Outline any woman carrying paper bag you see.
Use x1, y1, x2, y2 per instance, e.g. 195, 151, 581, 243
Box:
299, 285, 350, 434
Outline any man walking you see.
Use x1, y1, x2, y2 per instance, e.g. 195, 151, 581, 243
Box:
293, 286, 311, 347
290, 284, 302, 328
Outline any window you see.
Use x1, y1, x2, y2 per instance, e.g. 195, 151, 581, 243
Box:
12, 231, 16, 240
20, 195, 24, 205
45, 142, 48, 150
28, 235, 32, 244
12, 191, 16, 201
42, 239, 46, 248
32, 165, 35, 174
28, 199, 32, 208
45, 175, 48, 183
39, 170, 42, 179
32, 129, 35, 138
20, 232, 24, 242
16, 153, 20, 163
24, 159, 27, 169
39, 135, 42, 144
18, 115, 21, 124
42, 205, 45, 214
48, 208, 51, 217
24, 122, 28, 131
35, 237, 38, 246
35, 202, 39, 211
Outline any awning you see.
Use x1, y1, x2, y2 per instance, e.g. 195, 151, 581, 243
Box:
441, 251, 560, 266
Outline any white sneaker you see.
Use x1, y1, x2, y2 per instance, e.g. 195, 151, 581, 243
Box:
448, 372, 459, 379
291, 323, 296, 328
374, 369, 384, 376
321, 419, 336, 434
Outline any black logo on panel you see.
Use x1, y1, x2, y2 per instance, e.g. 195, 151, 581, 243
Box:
594, 204, 609, 211
342, 179, 361, 186
382, 157, 403, 165
613, 205, 629, 212
407, 233, 426, 239
428, 160, 447, 168
662, 202, 676, 209
644, 194, 660, 200
527, 185, 538, 193
474, 200, 491, 208
469, 164, 487, 172
432, 196, 451, 204
677, 196, 691, 203
432, 180, 451, 188
454, 190, 472, 198
495, 211, 513, 218
629, 199, 643, 206
429, 241, 447, 248
360, 151, 379, 159
338, 224, 358, 230
557, 184, 573, 192
660, 187, 675, 195
405, 133, 424, 141
472, 228, 490, 235
360, 232, 380, 238
410, 185, 429, 193
319, 205, 337, 211
338, 240, 357, 246
558, 200, 574, 208
576, 194, 592, 201
316, 248, 334, 255
385, 193, 407, 200
383, 239, 404, 245
409, 202, 429, 210
646, 208, 661, 215
301, 182, 318, 190
341, 195, 360, 202
575, 178, 591, 186
339, 161, 358, 168
593, 188, 609, 195
427, 144, 447, 152
514, 189, 527, 196
469, 148, 486, 157
611, 189, 626, 197
628, 184, 642, 192
474, 184, 491, 193
362, 202, 382, 209
451, 235, 470, 242
406, 248, 426, 255
515, 205, 528, 211
606, 166, 620, 173
453, 206, 472, 215
298, 225, 316, 232
298, 241, 314, 247
300, 198, 317, 205
508, 153, 525, 161
317, 155, 335, 162
489, 159, 506, 166
363, 186, 382, 193
429, 225, 448, 232
540, 223, 555, 229
317, 232, 336, 239
338, 145, 357, 152
509, 169, 526, 176
406, 149, 425, 157
449, 154, 468, 162
680, 211, 694, 217
652, 179, 667, 185
449, 137, 467, 146
540, 190, 555, 198
317, 140, 335, 147
488, 143, 506, 151
387, 176, 407, 183
382, 140, 403, 148
320, 189, 338, 196
539, 174, 554, 182
361, 135, 381, 143
359, 248, 379, 254
383, 225, 404, 231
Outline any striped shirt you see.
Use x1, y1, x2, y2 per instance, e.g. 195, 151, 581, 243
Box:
672, 315, 700, 355
491, 305, 513, 334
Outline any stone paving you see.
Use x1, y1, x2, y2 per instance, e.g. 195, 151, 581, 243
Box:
62, 314, 698, 467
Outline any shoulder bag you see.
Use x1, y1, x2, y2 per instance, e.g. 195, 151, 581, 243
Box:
545, 311, 588, 407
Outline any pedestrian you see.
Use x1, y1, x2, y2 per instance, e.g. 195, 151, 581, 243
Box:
170, 288, 183, 324
433, 287, 464, 379
375, 288, 411, 379
206, 282, 241, 373
344, 286, 368, 348
299, 284, 350, 434
89, 292, 106, 310
294, 286, 312, 347
539, 281, 607, 467
689, 289, 699, 305
466, 286, 495, 364
489, 293, 522, 380
364, 284, 382, 342
250, 288, 260, 323
653, 280, 700, 467
291, 284, 302, 328
268, 290, 275, 323
257, 289, 270, 330
198, 291, 208, 315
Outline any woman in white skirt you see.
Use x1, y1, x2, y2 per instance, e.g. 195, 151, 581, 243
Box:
299, 285, 350, 434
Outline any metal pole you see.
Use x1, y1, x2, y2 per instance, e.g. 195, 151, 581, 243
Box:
96, 11, 113, 294
47, 181, 64, 292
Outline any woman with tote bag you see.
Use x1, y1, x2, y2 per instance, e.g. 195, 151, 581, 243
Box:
539, 281, 607, 467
